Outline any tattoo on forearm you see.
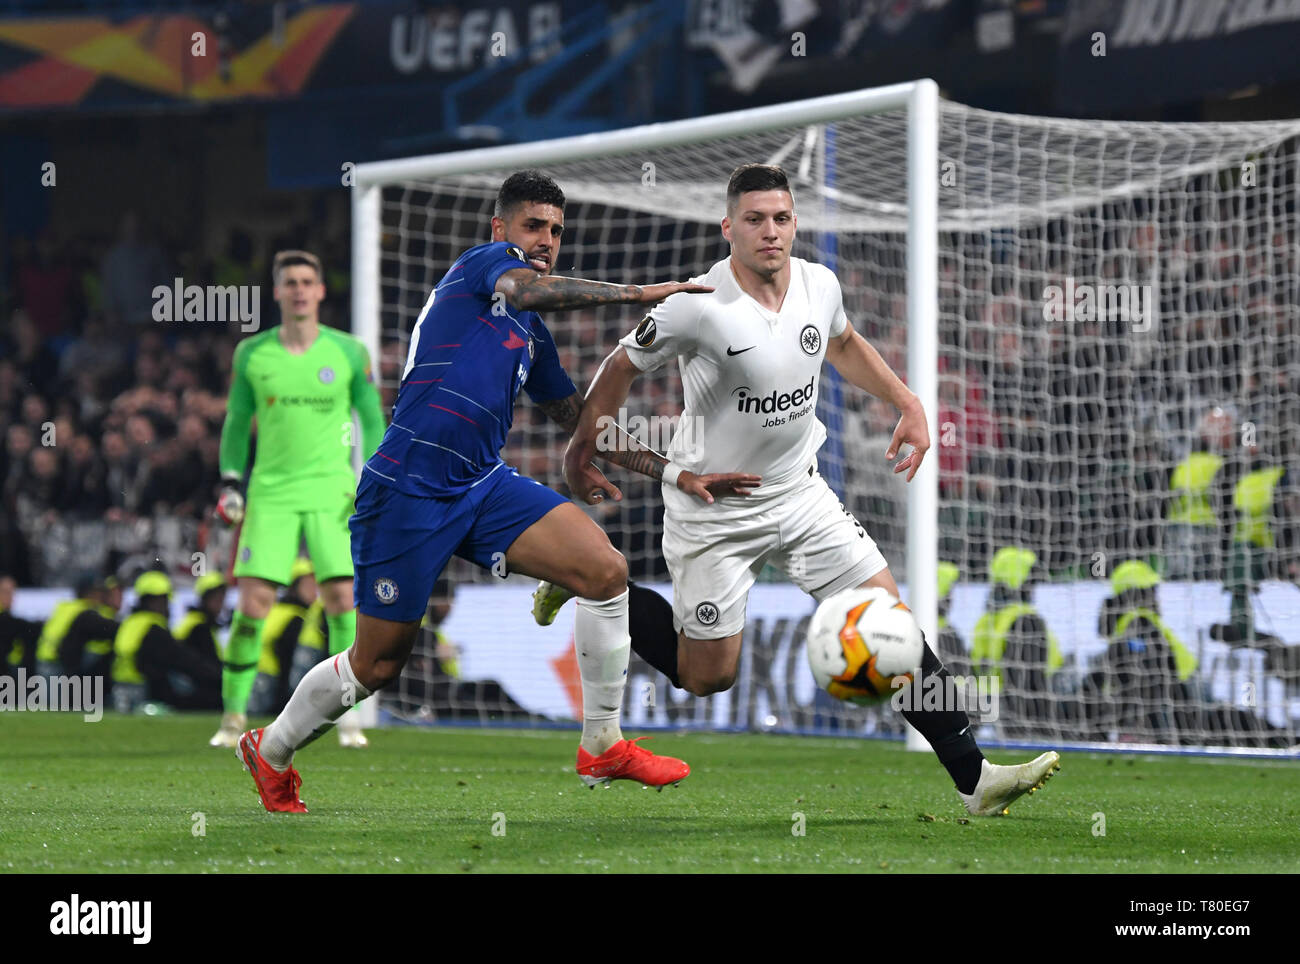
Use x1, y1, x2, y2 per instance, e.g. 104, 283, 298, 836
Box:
515, 276, 639, 311
537, 393, 584, 433
606, 447, 666, 481
594, 421, 668, 481
545, 393, 669, 483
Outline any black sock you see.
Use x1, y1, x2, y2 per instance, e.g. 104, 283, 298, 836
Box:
627, 582, 680, 689
901, 636, 985, 795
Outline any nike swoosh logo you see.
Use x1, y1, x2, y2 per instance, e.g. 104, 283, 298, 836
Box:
726, 345, 755, 356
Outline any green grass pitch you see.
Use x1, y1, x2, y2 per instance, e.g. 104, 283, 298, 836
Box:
2, 713, 1297, 873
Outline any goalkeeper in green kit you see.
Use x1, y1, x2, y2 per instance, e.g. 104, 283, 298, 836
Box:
210, 250, 386, 748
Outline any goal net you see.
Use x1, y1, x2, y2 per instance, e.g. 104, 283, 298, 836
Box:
353, 83, 1300, 754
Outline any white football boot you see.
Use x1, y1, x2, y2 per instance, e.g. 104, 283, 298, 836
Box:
208, 712, 246, 748
959, 751, 1060, 816
337, 709, 369, 748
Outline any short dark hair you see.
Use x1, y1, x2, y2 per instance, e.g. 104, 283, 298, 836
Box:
726, 164, 792, 211
272, 249, 322, 283
495, 170, 565, 220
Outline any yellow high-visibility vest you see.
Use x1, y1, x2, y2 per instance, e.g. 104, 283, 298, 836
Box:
87, 604, 118, 656
112, 611, 169, 685
36, 599, 92, 663
258, 600, 325, 677
174, 609, 219, 658
1167, 452, 1223, 527
1233, 466, 1285, 548
971, 602, 1064, 679
1112, 607, 1197, 682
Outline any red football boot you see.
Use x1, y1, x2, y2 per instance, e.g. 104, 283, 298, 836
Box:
576, 736, 689, 790
238, 728, 308, 813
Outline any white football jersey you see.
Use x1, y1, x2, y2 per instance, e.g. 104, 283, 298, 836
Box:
619, 255, 848, 515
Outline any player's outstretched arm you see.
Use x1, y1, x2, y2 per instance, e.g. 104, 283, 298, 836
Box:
496, 269, 713, 313
554, 347, 761, 506
825, 326, 929, 482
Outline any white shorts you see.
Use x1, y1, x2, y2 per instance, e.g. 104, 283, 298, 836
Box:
661, 469, 888, 638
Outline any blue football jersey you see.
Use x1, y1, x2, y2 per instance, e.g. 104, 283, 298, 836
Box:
365, 241, 576, 497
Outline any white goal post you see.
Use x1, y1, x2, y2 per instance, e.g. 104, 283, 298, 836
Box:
351, 80, 1300, 755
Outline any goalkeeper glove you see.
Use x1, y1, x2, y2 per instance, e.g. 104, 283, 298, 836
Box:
216, 475, 245, 526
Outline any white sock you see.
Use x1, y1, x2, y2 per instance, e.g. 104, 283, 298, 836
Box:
574, 588, 630, 756
261, 647, 372, 770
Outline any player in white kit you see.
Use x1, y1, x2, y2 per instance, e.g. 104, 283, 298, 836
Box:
537, 164, 1060, 815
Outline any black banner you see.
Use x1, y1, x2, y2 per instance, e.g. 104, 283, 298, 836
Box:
1056, 0, 1300, 112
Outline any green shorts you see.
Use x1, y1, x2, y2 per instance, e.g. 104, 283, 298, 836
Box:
233, 496, 354, 585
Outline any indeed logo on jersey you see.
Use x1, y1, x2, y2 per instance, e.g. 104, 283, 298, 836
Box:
733, 376, 815, 417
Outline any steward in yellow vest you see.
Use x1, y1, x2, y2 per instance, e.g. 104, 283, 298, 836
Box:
1087, 560, 1196, 740
1233, 465, 1285, 551
40, 575, 121, 677
971, 548, 1064, 678
174, 573, 227, 674
1206, 454, 1298, 709
1222, 460, 1290, 643
113, 571, 222, 712
251, 559, 324, 715
1164, 406, 1241, 581
971, 547, 1063, 731
1093, 560, 1286, 747
1166, 451, 1223, 529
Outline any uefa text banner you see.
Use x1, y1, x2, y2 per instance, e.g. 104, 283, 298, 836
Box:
0, 1, 580, 112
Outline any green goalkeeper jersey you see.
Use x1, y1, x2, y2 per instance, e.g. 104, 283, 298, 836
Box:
219, 325, 386, 511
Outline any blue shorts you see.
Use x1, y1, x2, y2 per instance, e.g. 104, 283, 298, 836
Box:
350, 464, 567, 622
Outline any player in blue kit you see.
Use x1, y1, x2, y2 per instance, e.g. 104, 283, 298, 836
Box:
237, 171, 752, 812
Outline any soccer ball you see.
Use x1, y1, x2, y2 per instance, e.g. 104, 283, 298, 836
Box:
806, 586, 923, 705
